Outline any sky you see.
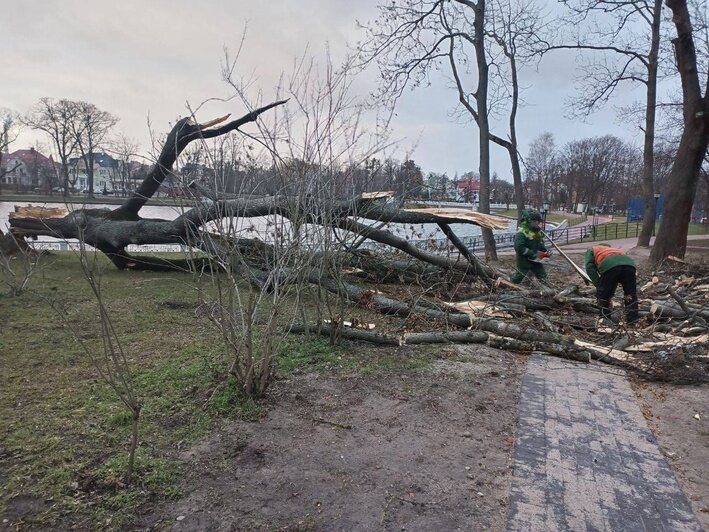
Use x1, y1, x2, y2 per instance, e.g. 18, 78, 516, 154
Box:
1, 0, 656, 181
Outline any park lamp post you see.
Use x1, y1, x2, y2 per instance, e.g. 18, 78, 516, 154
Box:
542, 201, 550, 230
653, 193, 661, 236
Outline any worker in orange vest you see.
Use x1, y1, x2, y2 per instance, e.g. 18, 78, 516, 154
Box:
584, 243, 639, 324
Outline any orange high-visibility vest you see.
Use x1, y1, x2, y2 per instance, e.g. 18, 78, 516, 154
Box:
592, 245, 624, 267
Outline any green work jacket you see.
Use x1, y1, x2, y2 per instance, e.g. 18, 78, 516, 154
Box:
584, 247, 636, 286
514, 225, 547, 270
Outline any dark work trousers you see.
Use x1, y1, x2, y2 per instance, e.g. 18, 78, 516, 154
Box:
597, 265, 639, 323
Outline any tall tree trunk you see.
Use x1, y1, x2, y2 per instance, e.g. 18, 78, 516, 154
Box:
61, 156, 70, 197
88, 151, 95, 198
506, 50, 525, 218
474, 0, 498, 261
637, 0, 663, 247
651, 0, 709, 261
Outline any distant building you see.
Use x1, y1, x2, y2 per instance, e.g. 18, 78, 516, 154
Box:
1, 148, 56, 189
179, 162, 215, 182
68, 153, 119, 192
455, 178, 480, 203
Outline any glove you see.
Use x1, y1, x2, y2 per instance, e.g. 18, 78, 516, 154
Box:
537, 251, 550, 260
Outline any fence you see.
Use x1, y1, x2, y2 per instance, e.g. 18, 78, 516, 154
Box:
28, 221, 703, 255
462, 222, 644, 253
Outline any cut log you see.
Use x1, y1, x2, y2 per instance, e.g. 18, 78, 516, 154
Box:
286, 324, 401, 345
10, 205, 68, 219
623, 334, 709, 352
286, 325, 598, 365
404, 331, 489, 344
323, 319, 376, 330
446, 300, 517, 319
651, 301, 709, 320
361, 191, 395, 200
573, 339, 640, 367
494, 277, 524, 291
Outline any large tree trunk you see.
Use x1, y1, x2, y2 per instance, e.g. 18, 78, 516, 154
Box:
474, 0, 498, 261
651, 0, 709, 261
637, 0, 663, 247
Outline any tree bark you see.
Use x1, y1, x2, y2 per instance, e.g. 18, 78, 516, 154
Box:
651, 0, 709, 261
637, 0, 663, 247
474, 0, 498, 261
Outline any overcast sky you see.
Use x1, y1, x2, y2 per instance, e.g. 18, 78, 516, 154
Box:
1, 0, 656, 180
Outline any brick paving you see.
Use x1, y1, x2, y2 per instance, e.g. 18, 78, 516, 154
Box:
507, 355, 702, 532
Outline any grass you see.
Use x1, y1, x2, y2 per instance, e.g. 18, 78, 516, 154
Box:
0, 251, 439, 529
490, 208, 584, 226
0, 253, 245, 528
687, 223, 709, 235
562, 222, 709, 244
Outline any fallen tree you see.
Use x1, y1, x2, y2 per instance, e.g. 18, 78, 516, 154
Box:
6, 102, 708, 383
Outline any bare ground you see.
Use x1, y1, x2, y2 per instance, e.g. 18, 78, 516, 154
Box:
136, 245, 709, 531
633, 381, 709, 531
137, 345, 526, 531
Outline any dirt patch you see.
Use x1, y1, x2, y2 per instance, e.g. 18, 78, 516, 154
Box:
137, 346, 524, 531
0, 495, 48, 525
633, 381, 709, 529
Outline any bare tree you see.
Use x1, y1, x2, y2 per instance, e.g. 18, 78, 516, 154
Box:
357, 0, 546, 258
525, 132, 557, 208
51, 247, 142, 483
485, 0, 545, 218
0, 242, 38, 296
543, 0, 664, 246
563, 135, 641, 212
491, 173, 515, 208
23, 98, 81, 195
70, 101, 119, 196
651, 0, 709, 261
0, 108, 22, 188
109, 134, 140, 196
358, 0, 500, 259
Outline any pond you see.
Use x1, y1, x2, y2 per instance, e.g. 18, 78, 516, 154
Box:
0, 199, 518, 253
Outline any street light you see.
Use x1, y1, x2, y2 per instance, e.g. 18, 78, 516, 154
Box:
542, 201, 550, 230
653, 193, 661, 236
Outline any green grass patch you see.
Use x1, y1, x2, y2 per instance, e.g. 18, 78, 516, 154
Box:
276, 336, 435, 377
208, 380, 265, 420
581, 222, 642, 242
688, 223, 709, 235
277, 338, 341, 373
0, 253, 236, 529
0, 252, 442, 529
563, 222, 709, 245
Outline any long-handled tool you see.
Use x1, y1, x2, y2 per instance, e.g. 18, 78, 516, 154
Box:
541, 230, 593, 285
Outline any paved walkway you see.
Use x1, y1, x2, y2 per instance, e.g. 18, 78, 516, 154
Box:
507, 355, 702, 531
555, 234, 709, 254
498, 234, 709, 258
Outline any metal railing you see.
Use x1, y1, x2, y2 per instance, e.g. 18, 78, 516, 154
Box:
398, 223, 642, 253
31, 221, 691, 255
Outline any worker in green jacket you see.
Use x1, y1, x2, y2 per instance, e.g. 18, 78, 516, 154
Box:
511, 210, 550, 284
584, 243, 639, 324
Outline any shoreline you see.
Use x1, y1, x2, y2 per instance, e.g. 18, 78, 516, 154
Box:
0, 193, 188, 208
